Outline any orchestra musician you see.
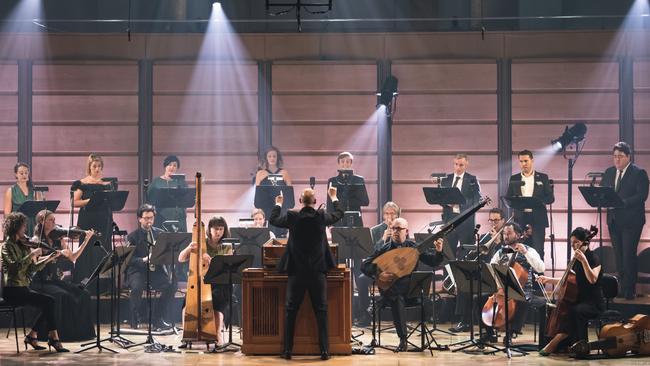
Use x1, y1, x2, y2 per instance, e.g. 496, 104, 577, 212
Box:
251, 208, 276, 239
440, 153, 482, 257
269, 186, 343, 360
361, 218, 445, 351
482, 222, 545, 343
1, 212, 68, 352
147, 155, 188, 232
3, 162, 41, 235
326, 152, 370, 227
600, 142, 649, 300
506, 150, 555, 260
537, 227, 604, 356
370, 201, 401, 247
255, 146, 293, 237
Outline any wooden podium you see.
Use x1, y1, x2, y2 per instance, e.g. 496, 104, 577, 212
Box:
241, 265, 352, 355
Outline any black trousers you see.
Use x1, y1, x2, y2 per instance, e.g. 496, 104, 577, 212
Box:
608, 222, 643, 297
284, 273, 328, 353
554, 302, 602, 350
4, 286, 57, 332
380, 276, 410, 340
354, 268, 373, 320
126, 269, 177, 323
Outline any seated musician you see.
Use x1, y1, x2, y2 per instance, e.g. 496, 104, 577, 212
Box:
178, 216, 233, 346
125, 204, 177, 330
361, 218, 445, 351
482, 222, 545, 342
251, 208, 276, 239
537, 227, 603, 356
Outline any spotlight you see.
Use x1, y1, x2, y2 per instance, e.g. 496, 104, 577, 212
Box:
551, 122, 587, 152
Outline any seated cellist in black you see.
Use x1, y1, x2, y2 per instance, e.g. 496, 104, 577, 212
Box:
361, 217, 445, 352
536, 227, 604, 356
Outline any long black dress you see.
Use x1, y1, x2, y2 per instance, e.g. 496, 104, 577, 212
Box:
30, 238, 95, 341
72, 180, 114, 284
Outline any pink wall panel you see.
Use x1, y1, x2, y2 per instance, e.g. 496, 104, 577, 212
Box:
511, 123, 618, 152
198, 183, 258, 212
0, 63, 18, 92
392, 124, 497, 152
32, 156, 139, 182
0, 157, 18, 182
0, 96, 18, 123
32, 126, 138, 153
391, 63, 496, 92
273, 125, 377, 152
394, 94, 497, 121
153, 125, 257, 154
634, 93, 650, 121
633, 61, 650, 89
152, 155, 258, 182
392, 155, 498, 181
0, 126, 17, 152
512, 93, 619, 121
272, 64, 376, 92
153, 63, 258, 93
153, 95, 258, 123
32, 95, 138, 123
512, 62, 619, 91
32, 64, 138, 92
285, 155, 378, 182
272, 95, 376, 122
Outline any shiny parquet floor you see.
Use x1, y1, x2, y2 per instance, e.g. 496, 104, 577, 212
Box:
0, 323, 647, 365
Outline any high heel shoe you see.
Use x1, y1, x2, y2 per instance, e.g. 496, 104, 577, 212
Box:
24, 335, 46, 350
47, 338, 69, 353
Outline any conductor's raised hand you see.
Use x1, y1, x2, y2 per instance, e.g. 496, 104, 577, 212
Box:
275, 190, 284, 206
328, 183, 338, 200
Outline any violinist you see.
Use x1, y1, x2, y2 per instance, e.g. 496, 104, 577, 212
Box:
1, 212, 68, 352
31, 210, 97, 341
537, 227, 604, 356
482, 222, 545, 343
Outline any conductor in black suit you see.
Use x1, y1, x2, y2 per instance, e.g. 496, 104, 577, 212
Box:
440, 153, 482, 256
270, 185, 344, 360
601, 142, 649, 300
327, 152, 370, 227
506, 149, 555, 259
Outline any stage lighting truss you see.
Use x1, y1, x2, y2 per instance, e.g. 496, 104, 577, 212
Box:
266, 0, 333, 32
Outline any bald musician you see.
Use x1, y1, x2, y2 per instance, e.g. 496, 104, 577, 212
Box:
270, 185, 344, 360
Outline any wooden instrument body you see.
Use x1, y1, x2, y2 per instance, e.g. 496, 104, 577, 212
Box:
599, 314, 650, 357
372, 247, 419, 290
481, 261, 529, 329
545, 271, 578, 337
182, 173, 218, 342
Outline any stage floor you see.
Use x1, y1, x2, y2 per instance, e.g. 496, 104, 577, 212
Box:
0, 322, 647, 365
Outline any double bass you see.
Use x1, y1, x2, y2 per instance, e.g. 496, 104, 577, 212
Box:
545, 225, 598, 337
480, 227, 531, 329
570, 314, 650, 358
182, 172, 218, 342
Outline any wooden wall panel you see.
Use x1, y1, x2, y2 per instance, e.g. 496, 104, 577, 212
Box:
272, 95, 376, 123
32, 95, 138, 123
272, 64, 376, 93
151, 155, 259, 182
154, 63, 258, 93
32, 156, 139, 182
0, 126, 18, 152
393, 124, 497, 152
634, 93, 650, 122
153, 95, 258, 123
153, 125, 257, 154
0, 96, 18, 123
32, 63, 138, 93
512, 62, 619, 91
392, 155, 498, 181
512, 93, 619, 121
286, 155, 378, 183
0, 63, 18, 92
512, 123, 619, 153
395, 94, 497, 122
32, 126, 138, 153
273, 125, 377, 152
392, 63, 496, 92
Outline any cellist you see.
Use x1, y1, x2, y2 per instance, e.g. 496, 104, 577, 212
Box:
482, 222, 545, 343
537, 227, 604, 356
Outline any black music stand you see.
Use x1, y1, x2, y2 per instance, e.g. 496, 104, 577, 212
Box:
448, 260, 500, 354
423, 187, 466, 206
402, 271, 448, 354
502, 196, 545, 213
17, 200, 60, 235
578, 186, 624, 250
77, 250, 119, 354
254, 185, 295, 237
108, 246, 136, 348
204, 254, 254, 352
330, 172, 369, 227
229, 227, 271, 268
485, 264, 527, 358
149, 187, 195, 224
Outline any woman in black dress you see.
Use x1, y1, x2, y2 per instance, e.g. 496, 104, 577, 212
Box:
254, 146, 292, 237
147, 155, 188, 232
71, 154, 116, 283
30, 209, 97, 341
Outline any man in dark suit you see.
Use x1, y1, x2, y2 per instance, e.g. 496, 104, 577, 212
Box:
440, 154, 482, 256
125, 204, 177, 330
361, 218, 445, 351
327, 152, 370, 227
270, 185, 343, 360
601, 142, 649, 299
506, 150, 555, 259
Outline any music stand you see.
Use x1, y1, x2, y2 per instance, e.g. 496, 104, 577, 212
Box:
229, 227, 271, 268
254, 185, 295, 210
502, 196, 545, 213
485, 263, 527, 358
330, 173, 369, 227
149, 187, 195, 215
332, 227, 374, 264
578, 186, 624, 250
423, 187, 466, 206
16, 200, 60, 218
204, 255, 254, 352
448, 260, 500, 353
402, 271, 448, 354
108, 246, 136, 348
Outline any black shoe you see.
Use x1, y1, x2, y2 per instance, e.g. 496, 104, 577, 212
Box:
448, 321, 470, 333
479, 334, 497, 343
154, 319, 172, 330
397, 338, 408, 352
24, 335, 47, 350
320, 351, 330, 360
47, 338, 70, 353
280, 350, 292, 360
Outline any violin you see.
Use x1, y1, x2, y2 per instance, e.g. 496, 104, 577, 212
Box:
481, 226, 531, 330
48, 225, 101, 241
19, 234, 57, 252
545, 225, 598, 338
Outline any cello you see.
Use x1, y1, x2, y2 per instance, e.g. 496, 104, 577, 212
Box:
182, 172, 218, 343
545, 225, 598, 337
480, 227, 531, 330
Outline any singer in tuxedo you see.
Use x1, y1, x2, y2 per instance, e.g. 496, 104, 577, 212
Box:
506, 150, 555, 259
125, 204, 177, 330
327, 152, 369, 227
440, 154, 482, 256
601, 142, 649, 299
270, 186, 344, 360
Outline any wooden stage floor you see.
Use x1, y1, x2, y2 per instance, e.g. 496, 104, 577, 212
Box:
1, 322, 648, 365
